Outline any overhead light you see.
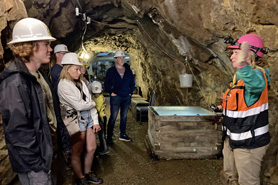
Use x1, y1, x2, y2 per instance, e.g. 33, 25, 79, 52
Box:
86, 16, 91, 24
80, 52, 85, 59
75, 7, 79, 16
84, 53, 89, 59
82, 13, 86, 21
80, 51, 90, 60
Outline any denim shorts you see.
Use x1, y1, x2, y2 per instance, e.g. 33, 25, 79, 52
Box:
79, 110, 94, 131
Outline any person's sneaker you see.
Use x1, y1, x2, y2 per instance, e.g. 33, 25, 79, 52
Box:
99, 149, 110, 156
85, 172, 103, 184
119, 134, 132, 142
75, 178, 89, 185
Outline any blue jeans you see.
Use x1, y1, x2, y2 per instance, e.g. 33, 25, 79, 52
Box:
107, 95, 131, 139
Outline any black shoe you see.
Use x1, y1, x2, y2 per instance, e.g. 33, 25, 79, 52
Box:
75, 178, 89, 185
85, 172, 103, 184
119, 134, 132, 142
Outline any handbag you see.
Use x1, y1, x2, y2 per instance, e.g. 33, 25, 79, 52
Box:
63, 115, 80, 136
61, 105, 80, 136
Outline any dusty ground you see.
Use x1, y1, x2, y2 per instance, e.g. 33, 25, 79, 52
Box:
10, 101, 223, 185
63, 99, 223, 185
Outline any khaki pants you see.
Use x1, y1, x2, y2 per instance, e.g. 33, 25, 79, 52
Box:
234, 144, 268, 185
223, 137, 268, 185
223, 137, 238, 183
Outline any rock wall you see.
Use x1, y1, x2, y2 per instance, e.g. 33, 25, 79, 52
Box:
0, 1, 27, 184
0, 0, 27, 71
0, 112, 15, 185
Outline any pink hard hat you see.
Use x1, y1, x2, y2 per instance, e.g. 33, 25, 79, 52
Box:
228, 34, 268, 58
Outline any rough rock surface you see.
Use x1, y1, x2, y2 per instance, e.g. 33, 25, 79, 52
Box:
0, 1, 27, 183
0, 112, 17, 185
0, 0, 278, 184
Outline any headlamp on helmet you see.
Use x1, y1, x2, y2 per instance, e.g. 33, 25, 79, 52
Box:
225, 34, 269, 58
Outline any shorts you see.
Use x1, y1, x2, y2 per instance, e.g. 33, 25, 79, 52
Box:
79, 110, 94, 131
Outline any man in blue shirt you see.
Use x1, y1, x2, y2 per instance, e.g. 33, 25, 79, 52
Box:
50, 44, 69, 93
104, 50, 135, 144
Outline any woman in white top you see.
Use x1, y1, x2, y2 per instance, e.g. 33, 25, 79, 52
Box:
58, 53, 103, 185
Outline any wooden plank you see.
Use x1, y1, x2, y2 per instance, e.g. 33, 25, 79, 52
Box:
148, 110, 161, 130
147, 106, 223, 159
144, 135, 157, 159
157, 132, 222, 147
158, 122, 216, 130
158, 135, 219, 147
158, 129, 220, 137
155, 148, 220, 159
158, 115, 221, 122
147, 128, 155, 145
158, 145, 219, 153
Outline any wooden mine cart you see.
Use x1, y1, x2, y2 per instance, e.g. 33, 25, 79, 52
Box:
145, 106, 222, 159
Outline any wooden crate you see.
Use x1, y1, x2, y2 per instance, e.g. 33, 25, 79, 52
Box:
129, 97, 149, 119
146, 106, 222, 159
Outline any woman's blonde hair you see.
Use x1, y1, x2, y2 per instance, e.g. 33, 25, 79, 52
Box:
11, 42, 39, 63
59, 65, 82, 88
250, 51, 265, 73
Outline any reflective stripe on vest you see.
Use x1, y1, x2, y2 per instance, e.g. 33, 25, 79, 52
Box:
223, 102, 268, 118
223, 125, 269, 141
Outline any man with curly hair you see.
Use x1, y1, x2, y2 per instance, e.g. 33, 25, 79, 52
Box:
0, 18, 71, 185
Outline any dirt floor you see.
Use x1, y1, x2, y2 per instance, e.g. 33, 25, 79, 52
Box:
10, 101, 223, 185
63, 100, 223, 185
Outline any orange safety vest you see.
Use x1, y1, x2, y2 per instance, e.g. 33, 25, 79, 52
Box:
221, 69, 270, 149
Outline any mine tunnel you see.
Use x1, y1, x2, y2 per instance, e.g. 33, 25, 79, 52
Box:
1, 0, 278, 185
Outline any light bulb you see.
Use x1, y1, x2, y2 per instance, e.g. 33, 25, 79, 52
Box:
75, 7, 79, 16
84, 53, 89, 59
80, 53, 85, 59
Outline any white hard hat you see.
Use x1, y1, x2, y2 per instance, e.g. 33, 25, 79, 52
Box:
8, 17, 56, 44
54, 44, 69, 53
61, 53, 83, 66
91, 81, 102, 93
114, 50, 125, 58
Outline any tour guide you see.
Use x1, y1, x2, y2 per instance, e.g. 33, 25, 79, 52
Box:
221, 34, 270, 185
